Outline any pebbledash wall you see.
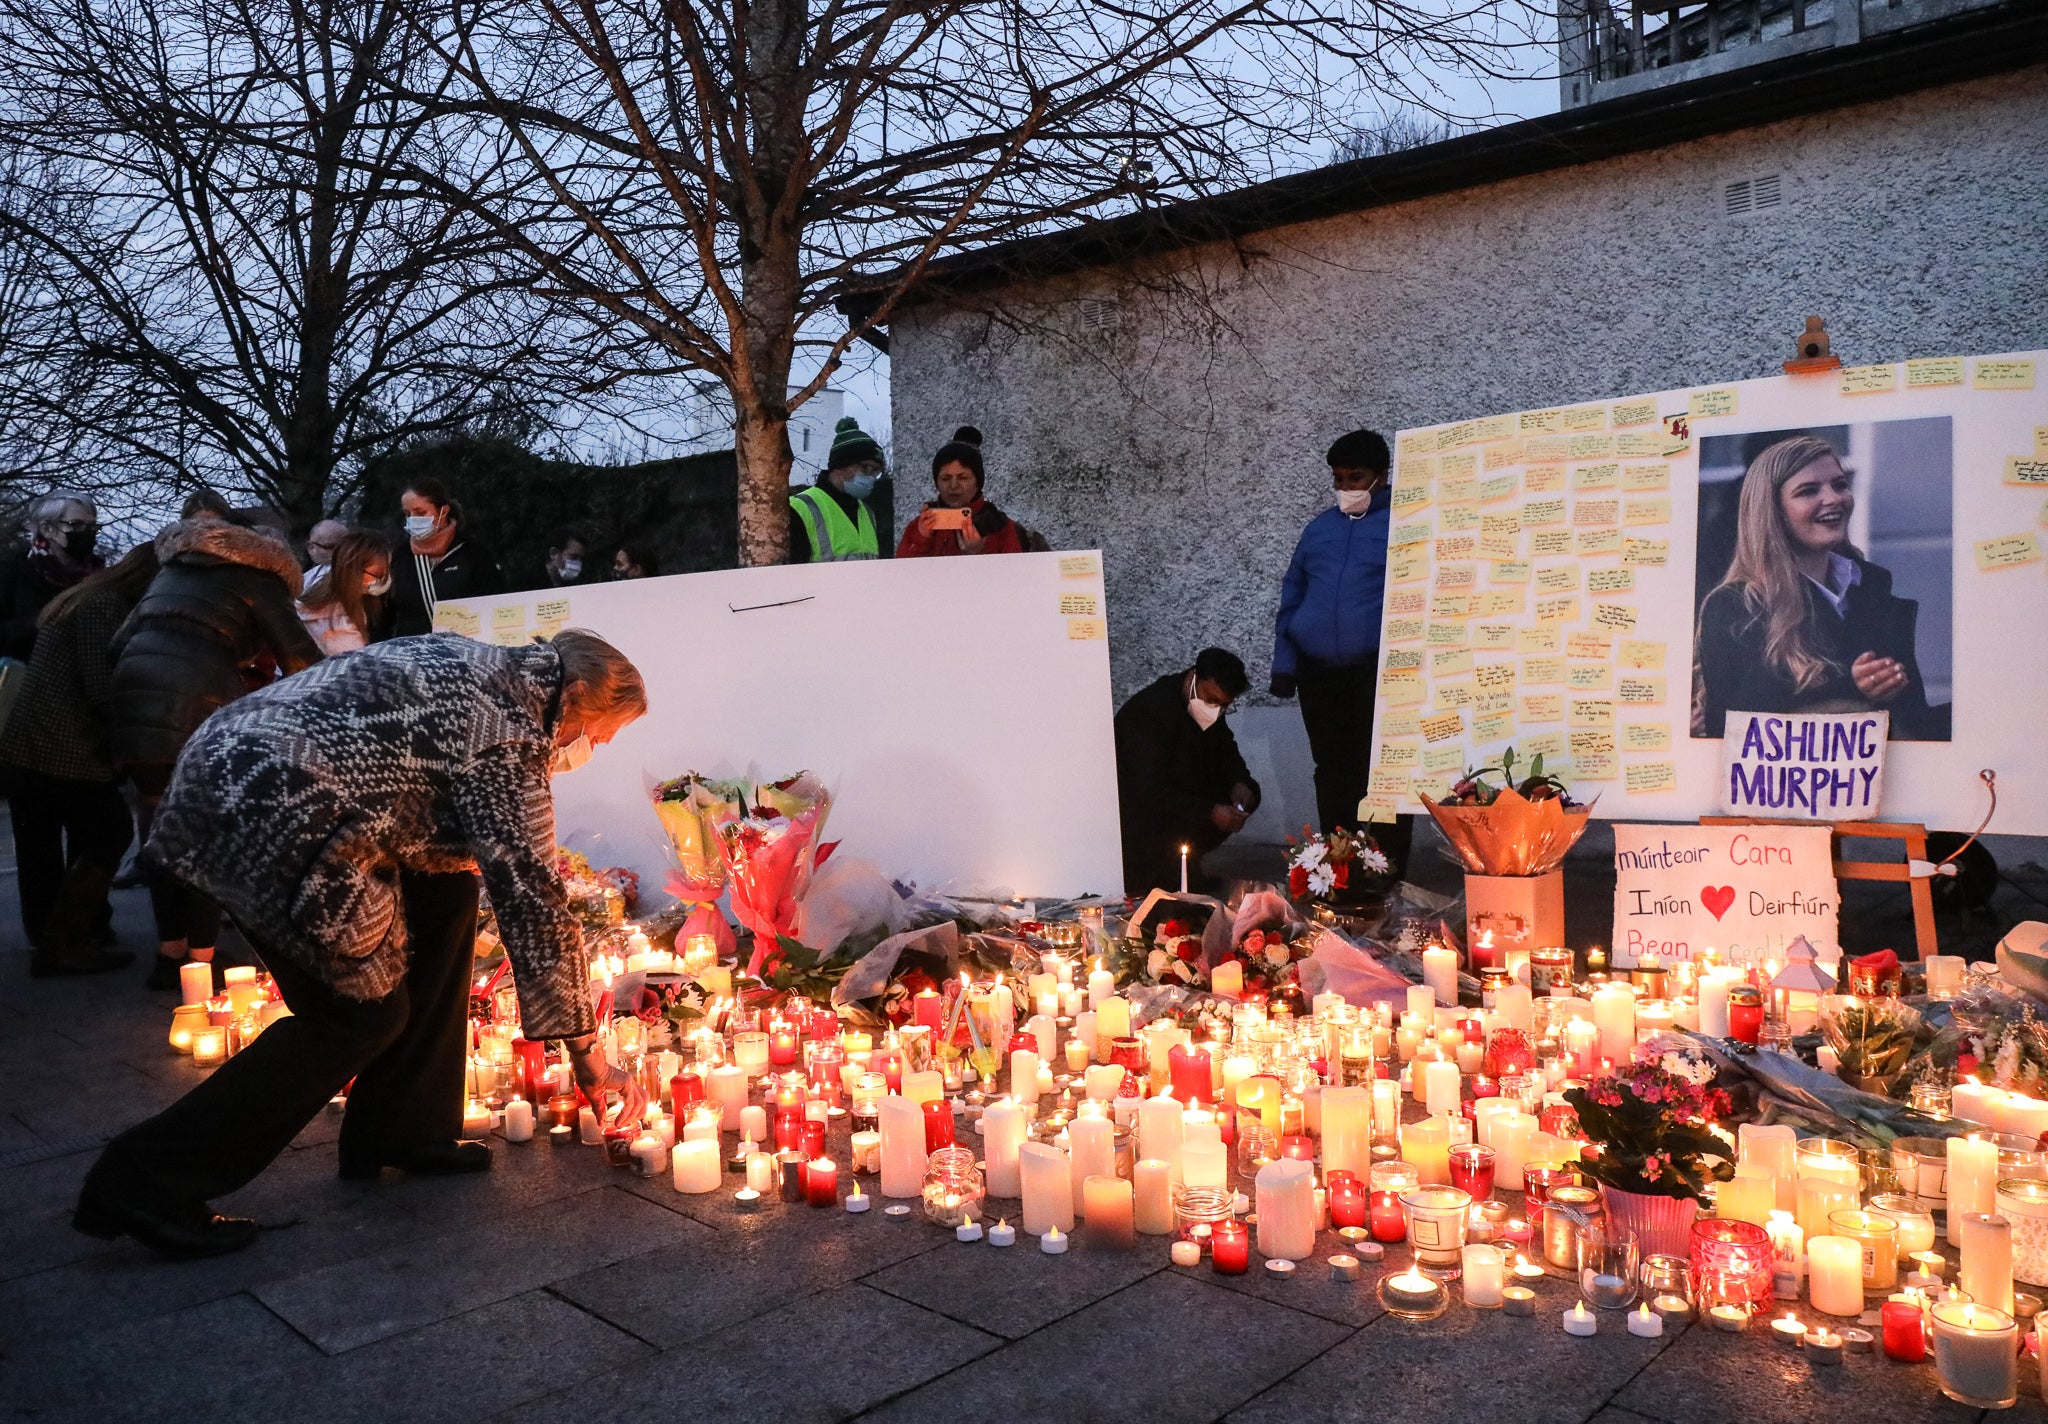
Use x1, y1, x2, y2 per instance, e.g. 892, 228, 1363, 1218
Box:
883, 60, 2048, 842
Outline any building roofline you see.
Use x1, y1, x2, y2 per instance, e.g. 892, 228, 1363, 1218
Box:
843, 0, 2046, 324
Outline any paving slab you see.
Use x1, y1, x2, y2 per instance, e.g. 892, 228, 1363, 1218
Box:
0, 1149, 122, 1283
1203, 1233, 1391, 1328
256, 1184, 697, 1353
500, 1283, 1000, 1424
860, 1268, 1352, 1424
863, 1221, 1167, 1339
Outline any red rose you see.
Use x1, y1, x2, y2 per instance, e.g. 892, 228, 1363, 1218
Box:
1175, 940, 1202, 963
1288, 866, 1308, 897
1332, 862, 1350, 889
1244, 930, 1266, 954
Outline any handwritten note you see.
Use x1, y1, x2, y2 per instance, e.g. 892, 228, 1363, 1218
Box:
2006, 458, 2048, 487
1378, 741, 1420, 768
1617, 639, 1666, 670
1520, 693, 1564, 722
1535, 566, 1579, 593
1624, 761, 1678, 794
1058, 553, 1100, 577
1688, 388, 1739, 418
1522, 656, 1567, 685
1621, 464, 1669, 491
1572, 463, 1619, 491
1472, 710, 1515, 743
1420, 711, 1465, 744
1531, 530, 1573, 556
432, 606, 482, 638
1432, 648, 1474, 676
1624, 496, 1672, 526
1571, 700, 1615, 728
1473, 624, 1516, 649
1975, 359, 2037, 390
1839, 364, 1896, 395
1066, 616, 1107, 640
1618, 676, 1667, 704
1576, 528, 1624, 555
1524, 466, 1567, 495
1623, 723, 1671, 752
1567, 663, 1613, 690
491, 604, 526, 631
1058, 593, 1099, 616
1622, 537, 1668, 566
1522, 497, 1566, 525
1974, 533, 2042, 570
1587, 568, 1634, 594
1516, 626, 1560, 654
1574, 499, 1620, 526
1535, 595, 1580, 623
1905, 357, 1964, 388
1566, 631, 1612, 660
1591, 603, 1638, 633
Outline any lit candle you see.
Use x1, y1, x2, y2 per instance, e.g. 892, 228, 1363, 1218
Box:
1181, 1137, 1227, 1191
1492, 1111, 1539, 1191
1881, 1298, 1927, 1361
986, 1217, 1014, 1245
1040, 1224, 1069, 1255
1627, 1302, 1664, 1338
1171, 1240, 1202, 1267
1320, 1085, 1371, 1179
805, 1157, 838, 1208
1462, 1244, 1505, 1308
878, 1096, 925, 1198
1714, 1169, 1775, 1227
1423, 1059, 1462, 1120
1083, 1174, 1136, 1248
178, 960, 213, 1005
1137, 1095, 1184, 1177
746, 1151, 775, 1194
708, 1064, 748, 1131
1068, 1116, 1116, 1215
1010, 1047, 1042, 1101
630, 1132, 667, 1178
671, 1138, 720, 1194
1946, 1137, 1999, 1246
1255, 1159, 1317, 1263
191, 1026, 228, 1067
1423, 946, 1458, 1006
1563, 1301, 1597, 1336
1020, 1141, 1075, 1235
503, 1097, 535, 1143
1134, 1158, 1175, 1235
1929, 1302, 2018, 1408
1806, 1236, 1864, 1317
1210, 961, 1244, 1000
1087, 965, 1115, 1011
1958, 1211, 2015, 1315
1590, 985, 1635, 1063
1211, 1220, 1250, 1275
1401, 1114, 1452, 1186
1095, 997, 1131, 1050
1771, 1312, 1808, 1348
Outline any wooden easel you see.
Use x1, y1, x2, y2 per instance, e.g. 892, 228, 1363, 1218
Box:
1699, 817, 1938, 960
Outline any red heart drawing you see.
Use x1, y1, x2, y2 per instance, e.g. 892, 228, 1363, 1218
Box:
1701, 886, 1736, 921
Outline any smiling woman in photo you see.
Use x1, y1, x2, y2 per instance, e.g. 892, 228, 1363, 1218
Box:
1693, 435, 1941, 740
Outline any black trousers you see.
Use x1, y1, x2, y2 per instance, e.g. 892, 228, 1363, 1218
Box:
7, 770, 133, 948
87, 870, 480, 1205
1295, 657, 1414, 875
129, 765, 223, 952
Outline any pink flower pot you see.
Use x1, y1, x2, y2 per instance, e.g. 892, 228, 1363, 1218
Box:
1600, 1185, 1700, 1261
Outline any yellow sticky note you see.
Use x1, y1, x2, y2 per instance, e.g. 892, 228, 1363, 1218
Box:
1478, 534, 1519, 561
1391, 545, 1430, 582
1391, 485, 1431, 516
1394, 453, 1433, 483
1477, 475, 1518, 503
1567, 663, 1613, 691
1611, 398, 1659, 428
1566, 434, 1615, 460
1383, 708, 1421, 738
1435, 565, 1476, 592
1574, 499, 1620, 527
1391, 520, 1432, 548
1975, 359, 2037, 390
2035, 426, 2048, 457
1592, 602, 1638, 633
1058, 553, 1101, 577
1623, 723, 1671, 752
1523, 731, 1567, 759
1624, 496, 1672, 527
1429, 593, 1473, 619
1524, 465, 1567, 495
1523, 436, 1571, 463
1618, 429, 1686, 458
1440, 451, 1480, 479
491, 604, 527, 630
1476, 591, 1525, 618
1522, 656, 1567, 684
1521, 497, 1566, 526
1618, 675, 1667, 705
1572, 463, 1619, 491
1482, 512, 1521, 538
1381, 670, 1425, 706
1906, 357, 1964, 388
1617, 639, 1666, 670
1385, 648, 1423, 671
1587, 568, 1634, 594
1435, 536, 1477, 562
1377, 741, 1420, 769
1422, 746, 1466, 776
1066, 616, 1107, 640
1473, 624, 1517, 649
1389, 588, 1426, 616
1566, 631, 1611, 660
1490, 560, 1531, 585
1519, 409, 1563, 433
2006, 458, 2048, 487
1570, 726, 1616, 753
1426, 623, 1469, 646
1621, 463, 1670, 492
1386, 617, 1424, 643
1434, 679, 1476, 711
1358, 797, 1400, 825
1535, 566, 1579, 593
1420, 711, 1465, 744
1515, 626, 1560, 654
1624, 761, 1679, 794
1560, 407, 1608, 433
1622, 537, 1669, 567
1432, 647, 1474, 677
489, 627, 528, 648
1520, 693, 1565, 722
1689, 388, 1739, 418
1441, 505, 1480, 532
1839, 364, 1896, 396
1974, 533, 2042, 570
1535, 595, 1580, 623
1482, 442, 1524, 473
432, 605, 482, 638
1058, 593, 1100, 616
1472, 710, 1515, 743
1471, 663, 1515, 692
1576, 528, 1624, 555
1368, 768, 1412, 800
535, 597, 571, 626
1530, 530, 1573, 557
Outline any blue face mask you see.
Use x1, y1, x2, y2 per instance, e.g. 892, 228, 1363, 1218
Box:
843, 473, 879, 500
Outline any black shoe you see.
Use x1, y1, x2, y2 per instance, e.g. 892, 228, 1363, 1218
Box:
144, 954, 188, 991
73, 1188, 259, 1260
338, 1139, 492, 1181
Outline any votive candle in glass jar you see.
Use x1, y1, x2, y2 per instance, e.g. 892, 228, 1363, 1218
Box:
732, 1030, 770, 1078
1543, 1185, 1604, 1269
1577, 1223, 1641, 1310
1211, 1220, 1250, 1275
1930, 1301, 2018, 1409
1369, 1162, 1420, 1243
1401, 1185, 1474, 1279
1994, 1178, 2048, 1287
1867, 1192, 1937, 1260
1688, 1218, 1773, 1308
921, 1145, 984, 1228
1328, 1174, 1367, 1230
1449, 1143, 1497, 1200
1829, 1209, 1900, 1291
1881, 1297, 1927, 1361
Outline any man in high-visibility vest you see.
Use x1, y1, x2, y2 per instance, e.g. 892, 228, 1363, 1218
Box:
789, 417, 884, 562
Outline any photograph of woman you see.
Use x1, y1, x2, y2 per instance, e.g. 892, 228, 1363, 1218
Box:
1692, 428, 1951, 741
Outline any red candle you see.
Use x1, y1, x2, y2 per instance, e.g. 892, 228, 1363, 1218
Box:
1369, 1189, 1408, 1243
874, 1049, 905, 1094
802, 1118, 827, 1160
670, 1070, 705, 1111
1280, 1134, 1316, 1162
1880, 1300, 1926, 1361
913, 990, 944, 1033
1461, 1017, 1484, 1044
808, 1006, 839, 1040
1211, 1220, 1250, 1275
1329, 1178, 1367, 1229
769, 1026, 800, 1067
775, 1109, 803, 1151
923, 1098, 955, 1153
1448, 1144, 1497, 1200
805, 1157, 839, 1207
1168, 1044, 1212, 1105
512, 1037, 548, 1104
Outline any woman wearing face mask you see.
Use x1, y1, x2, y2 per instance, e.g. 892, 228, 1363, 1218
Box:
895, 427, 1024, 558
297, 531, 392, 654
1693, 435, 1941, 739
77, 629, 649, 1258
1267, 429, 1413, 882
789, 417, 885, 562
386, 478, 503, 637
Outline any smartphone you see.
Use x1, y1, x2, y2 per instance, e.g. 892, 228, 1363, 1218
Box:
926, 507, 971, 532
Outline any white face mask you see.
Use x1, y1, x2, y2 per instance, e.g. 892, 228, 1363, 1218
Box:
404, 513, 438, 540
557, 557, 582, 581
1188, 697, 1222, 731
365, 575, 392, 597
550, 732, 594, 775
1336, 488, 1375, 516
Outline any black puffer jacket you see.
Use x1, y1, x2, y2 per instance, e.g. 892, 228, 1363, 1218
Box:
108, 519, 323, 777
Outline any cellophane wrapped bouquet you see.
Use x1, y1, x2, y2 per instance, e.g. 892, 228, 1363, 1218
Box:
651, 774, 748, 900
712, 773, 834, 972
1421, 747, 1592, 877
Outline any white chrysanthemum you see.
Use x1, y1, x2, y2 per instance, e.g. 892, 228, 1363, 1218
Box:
1358, 845, 1390, 874
1147, 949, 1169, 979
1307, 864, 1336, 897
1998, 1036, 2022, 1087
1296, 841, 1328, 871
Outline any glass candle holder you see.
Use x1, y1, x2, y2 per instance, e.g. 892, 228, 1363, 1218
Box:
1995, 1178, 2048, 1287
1448, 1144, 1497, 1200
922, 1145, 984, 1228
1328, 1175, 1367, 1230
1543, 1184, 1604, 1269
1930, 1301, 2017, 1409
1867, 1192, 1937, 1259
1369, 1161, 1420, 1244
1211, 1220, 1251, 1275
1794, 1137, 1863, 1189
1828, 1208, 1900, 1291
1578, 1223, 1642, 1310
1380, 1266, 1450, 1320
1172, 1183, 1237, 1247
1689, 1218, 1773, 1307
1401, 1185, 1474, 1279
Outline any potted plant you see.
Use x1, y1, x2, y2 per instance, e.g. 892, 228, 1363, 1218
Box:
1563, 1046, 1735, 1258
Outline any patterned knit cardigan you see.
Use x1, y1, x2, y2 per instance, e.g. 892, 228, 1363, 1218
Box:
147, 635, 593, 1039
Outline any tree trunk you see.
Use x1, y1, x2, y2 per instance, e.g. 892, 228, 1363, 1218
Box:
734, 403, 793, 566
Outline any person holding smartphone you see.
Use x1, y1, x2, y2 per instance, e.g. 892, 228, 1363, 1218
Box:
895, 427, 1024, 558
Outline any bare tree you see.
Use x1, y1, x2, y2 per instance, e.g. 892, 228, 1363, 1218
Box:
401, 0, 1538, 564
0, 0, 586, 533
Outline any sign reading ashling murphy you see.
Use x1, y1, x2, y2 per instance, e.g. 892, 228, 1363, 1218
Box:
1719, 711, 1888, 821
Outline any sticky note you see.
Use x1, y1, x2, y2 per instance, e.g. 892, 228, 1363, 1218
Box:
1530, 529, 1573, 556
1385, 648, 1423, 670
1482, 512, 1521, 538
1566, 434, 1614, 460
1839, 364, 1896, 395
1523, 436, 1571, 462
1624, 761, 1678, 794
1477, 475, 1518, 503
1429, 593, 1472, 619
1441, 505, 1480, 532
1587, 568, 1634, 594
1624, 496, 1671, 526
1621, 463, 1669, 492
2006, 458, 2048, 486
1905, 357, 1964, 388
1622, 723, 1671, 752
1473, 624, 1517, 649
1434, 679, 1476, 711
1490, 560, 1531, 584
1420, 711, 1465, 744
432, 606, 482, 638
1478, 534, 1519, 561
1391, 485, 1431, 516
1519, 409, 1563, 433
1617, 430, 1685, 458
1524, 466, 1567, 495
1520, 693, 1564, 722
1432, 647, 1474, 676
1617, 639, 1666, 670
1426, 623, 1469, 646
1571, 463, 1619, 491
1482, 443, 1524, 473
1435, 536, 1477, 562
1368, 769, 1411, 799
1618, 676, 1666, 704
1688, 388, 1738, 418
1576, 528, 1624, 555
1058, 553, 1101, 577
492, 604, 527, 630
1059, 593, 1099, 615
2036, 426, 2048, 457
1622, 537, 1669, 566
1377, 741, 1420, 768
1522, 656, 1567, 684
1974, 533, 2042, 570
489, 627, 528, 648
1417, 746, 1462, 776
1391, 520, 1432, 547
1394, 453, 1433, 483
1472, 690, 1513, 719
1570, 699, 1616, 728
1515, 626, 1560, 654
1611, 398, 1659, 428
1472, 710, 1515, 743
1472, 661, 1516, 688
1440, 452, 1479, 480
1565, 631, 1611, 659
1574, 499, 1620, 527
1382, 670, 1425, 705
535, 597, 572, 626
1391, 545, 1429, 582
1522, 497, 1566, 526
1560, 407, 1608, 433
1535, 566, 1579, 593
1570, 728, 1615, 755
1066, 616, 1107, 640
1535, 595, 1580, 623
1440, 421, 1478, 451
1358, 798, 1400, 825
1386, 617, 1424, 643
1591, 602, 1638, 633
1435, 564, 1477, 590
1566, 663, 1612, 690
1975, 359, 2036, 390
1383, 709, 1421, 738
1522, 731, 1567, 759
1390, 588, 1427, 616
1476, 591, 1525, 617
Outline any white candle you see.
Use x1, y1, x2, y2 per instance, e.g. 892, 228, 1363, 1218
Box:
746, 1151, 775, 1194
1473, 1098, 1516, 1148
1084, 1064, 1124, 1101
1138, 1095, 1184, 1177
1321, 1085, 1371, 1180
901, 1070, 945, 1106
1492, 1111, 1539, 1191
1923, 955, 1965, 1000
1068, 1116, 1116, 1215
1423, 1059, 1462, 1120
1463, 1244, 1506, 1307
982, 1098, 1026, 1196
1495, 984, 1534, 1035
503, 1098, 535, 1143
1371, 1079, 1402, 1144
879, 1096, 926, 1198
1563, 1301, 1597, 1336
1627, 1302, 1665, 1337
1083, 1174, 1137, 1248
1087, 967, 1116, 1010
1402, 1115, 1452, 1186
1423, 946, 1458, 1006
671, 1138, 720, 1194
1948, 1137, 1999, 1246
1807, 1236, 1864, 1317
1096, 997, 1131, 1048
1590, 985, 1635, 1063
708, 1064, 748, 1131
1181, 1137, 1227, 1191
1011, 1048, 1042, 1100
1738, 1123, 1799, 1214
1958, 1212, 2015, 1315
1930, 1301, 2018, 1406
682, 1110, 720, 1143
178, 960, 213, 1005
1565, 1019, 1598, 1077
1255, 1158, 1317, 1263
631, 1133, 667, 1177
1210, 961, 1244, 1000
1698, 972, 1732, 1038
738, 1103, 768, 1143
1020, 1141, 1075, 1235
1027, 1013, 1057, 1059
1134, 1158, 1176, 1235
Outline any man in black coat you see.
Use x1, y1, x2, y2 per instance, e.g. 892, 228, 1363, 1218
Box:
0, 494, 103, 661
1114, 648, 1262, 897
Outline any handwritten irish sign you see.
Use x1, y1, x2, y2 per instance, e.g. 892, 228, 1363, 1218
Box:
1719, 710, 1887, 821
1611, 823, 1838, 966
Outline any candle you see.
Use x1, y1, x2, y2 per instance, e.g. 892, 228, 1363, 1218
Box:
707, 1064, 748, 1131
1947, 1136, 1998, 1245
178, 960, 213, 1005
1134, 1159, 1176, 1235
986, 1217, 1015, 1245
1958, 1212, 2015, 1315
1171, 1240, 1203, 1267
1627, 1302, 1664, 1338
902, 1070, 944, 1106
1068, 1116, 1116, 1215
1137, 1095, 1184, 1177
1020, 1141, 1075, 1235
1714, 1169, 1775, 1228
1211, 1220, 1250, 1275
1563, 1301, 1598, 1336
1316, 1084, 1368, 1178
630, 1132, 667, 1177
1095, 996, 1131, 1049
1182, 1136, 1227, 1192
1009, 1047, 1041, 1101
1589, 985, 1634, 1063
1423, 946, 1458, 1006
1463, 1244, 1506, 1307
1709, 1304, 1749, 1332
1804, 1326, 1842, 1363
503, 1098, 535, 1143
1564, 1020, 1598, 1078
671, 1138, 720, 1194
1423, 1059, 1462, 1120
191, 1026, 228, 1067
1829, 1209, 1899, 1291
1771, 1312, 1808, 1348
746, 1151, 775, 1194
1040, 1224, 1069, 1255
1401, 1115, 1452, 1186
1087, 966, 1115, 1010
1806, 1236, 1864, 1317
878, 1096, 925, 1198
1930, 1302, 2018, 1409
1083, 1174, 1136, 1247
1795, 1177, 1858, 1244
1491, 1111, 1539, 1191
1255, 1159, 1317, 1263
806, 1157, 839, 1207
1882, 1298, 1928, 1361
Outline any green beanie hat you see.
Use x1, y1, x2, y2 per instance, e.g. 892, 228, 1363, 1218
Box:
828, 416, 884, 472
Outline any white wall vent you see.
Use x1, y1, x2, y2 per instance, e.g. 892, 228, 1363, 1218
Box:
1725, 173, 1784, 217
1078, 297, 1121, 331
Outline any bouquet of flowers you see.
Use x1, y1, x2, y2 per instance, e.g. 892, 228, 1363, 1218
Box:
555, 847, 627, 927
1822, 997, 1925, 1094
652, 773, 749, 900
1144, 918, 1208, 989
1421, 747, 1593, 878
703, 773, 834, 974
1286, 827, 1389, 900
1220, 926, 1315, 1000
1564, 1046, 1735, 1203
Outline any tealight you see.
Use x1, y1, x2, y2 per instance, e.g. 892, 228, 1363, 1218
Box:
1563, 1302, 1598, 1336
1806, 1327, 1844, 1364
1503, 1286, 1536, 1316
1041, 1225, 1069, 1255
1380, 1268, 1449, 1321
1708, 1304, 1750, 1333
733, 1188, 762, 1211
988, 1219, 1017, 1247
1171, 1240, 1202, 1267
1772, 1313, 1808, 1349
1329, 1255, 1362, 1282
956, 1220, 985, 1242
1627, 1303, 1664, 1338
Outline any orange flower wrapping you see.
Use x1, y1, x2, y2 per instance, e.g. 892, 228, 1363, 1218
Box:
1419, 785, 1595, 877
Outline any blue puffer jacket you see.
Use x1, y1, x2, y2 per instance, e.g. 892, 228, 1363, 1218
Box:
1271, 489, 1391, 678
